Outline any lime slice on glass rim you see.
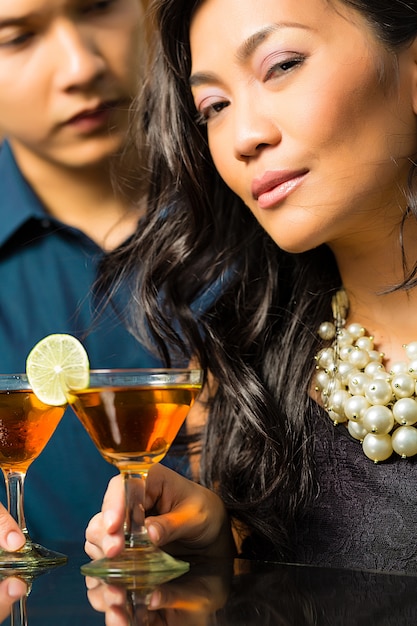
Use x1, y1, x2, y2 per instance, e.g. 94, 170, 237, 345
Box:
26, 334, 90, 406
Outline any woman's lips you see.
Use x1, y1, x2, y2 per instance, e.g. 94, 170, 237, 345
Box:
252, 170, 308, 209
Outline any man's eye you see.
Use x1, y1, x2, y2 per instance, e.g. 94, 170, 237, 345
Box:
0, 31, 35, 48
82, 0, 116, 14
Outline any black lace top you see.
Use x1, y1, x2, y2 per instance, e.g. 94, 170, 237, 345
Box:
292, 404, 417, 574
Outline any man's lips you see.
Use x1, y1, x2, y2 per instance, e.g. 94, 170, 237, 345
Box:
251, 169, 308, 209
64, 99, 128, 125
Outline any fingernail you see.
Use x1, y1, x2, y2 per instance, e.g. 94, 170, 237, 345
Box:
147, 523, 161, 544
6, 532, 24, 551
7, 578, 26, 598
148, 589, 161, 609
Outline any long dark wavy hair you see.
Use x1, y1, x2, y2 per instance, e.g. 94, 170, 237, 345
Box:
100, 0, 417, 558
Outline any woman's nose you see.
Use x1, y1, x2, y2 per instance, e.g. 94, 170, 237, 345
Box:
52, 20, 107, 91
233, 100, 282, 160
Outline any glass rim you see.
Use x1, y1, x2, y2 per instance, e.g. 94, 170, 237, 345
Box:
0, 370, 204, 392
87, 368, 202, 374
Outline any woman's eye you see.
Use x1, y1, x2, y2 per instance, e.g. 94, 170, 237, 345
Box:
196, 100, 230, 125
264, 55, 305, 81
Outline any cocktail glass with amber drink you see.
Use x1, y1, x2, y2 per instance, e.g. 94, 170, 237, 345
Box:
66, 368, 203, 580
0, 374, 66, 572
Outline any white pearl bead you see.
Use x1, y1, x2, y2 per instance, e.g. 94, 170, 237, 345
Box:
348, 372, 370, 395
348, 347, 370, 370
362, 433, 393, 462
391, 426, 417, 458
373, 370, 391, 381
391, 373, 415, 399
328, 390, 349, 418
362, 405, 394, 434
348, 420, 368, 441
339, 345, 354, 361
392, 397, 417, 426
364, 361, 385, 377
314, 369, 331, 391
337, 329, 355, 346
318, 321, 336, 341
364, 379, 393, 405
390, 361, 409, 375
328, 409, 347, 424
344, 395, 370, 421
316, 348, 335, 369
408, 359, 417, 378
346, 323, 365, 340
405, 341, 417, 361
337, 361, 356, 385
355, 336, 374, 351
368, 350, 384, 362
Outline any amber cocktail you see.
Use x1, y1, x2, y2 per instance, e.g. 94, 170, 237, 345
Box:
0, 375, 66, 572
66, 368, 202, 580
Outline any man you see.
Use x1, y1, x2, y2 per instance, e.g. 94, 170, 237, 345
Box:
0, 0, 174, 550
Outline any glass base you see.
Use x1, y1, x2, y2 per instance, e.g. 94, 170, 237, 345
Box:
81, 545, 190, 583
0, 541, 67, 574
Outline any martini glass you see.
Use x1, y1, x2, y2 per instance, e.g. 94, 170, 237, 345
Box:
0, 374, 67, 572
66, 368, 203, 580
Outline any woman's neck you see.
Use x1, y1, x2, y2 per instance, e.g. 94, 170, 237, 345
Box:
329, 215, 417, 366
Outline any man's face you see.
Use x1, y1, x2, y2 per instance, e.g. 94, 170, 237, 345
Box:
0, 0, 143, 168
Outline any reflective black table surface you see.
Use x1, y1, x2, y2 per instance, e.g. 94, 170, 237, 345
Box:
2, 543, 417, 625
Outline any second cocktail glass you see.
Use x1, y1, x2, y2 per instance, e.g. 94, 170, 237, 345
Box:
0, 374, 67, 572
66, 368, 203, 580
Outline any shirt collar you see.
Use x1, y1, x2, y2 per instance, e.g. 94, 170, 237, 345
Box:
0, 141, 49, 247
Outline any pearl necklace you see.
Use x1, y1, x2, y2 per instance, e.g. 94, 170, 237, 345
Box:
314, 289, 417, 462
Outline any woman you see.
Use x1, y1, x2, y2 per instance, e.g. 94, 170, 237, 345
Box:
87, 0, 417, 573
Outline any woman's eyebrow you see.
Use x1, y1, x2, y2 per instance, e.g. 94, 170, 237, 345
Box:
190, 21, 312, 86
235, 24, 278, 62
189, 71, 217, 87
236, 22, 311, 63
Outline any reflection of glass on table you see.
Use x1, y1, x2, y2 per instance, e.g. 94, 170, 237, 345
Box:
86, 557, 233, 626
0, 374, 67, 573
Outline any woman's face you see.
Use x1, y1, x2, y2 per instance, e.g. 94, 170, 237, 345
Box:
190, 0, 417, 254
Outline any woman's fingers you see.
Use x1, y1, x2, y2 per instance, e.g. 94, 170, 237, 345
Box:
85, 475, 125, 560
0, 578, 27, 623
145, 467, 229, 553
0, 503, 24, 552
86, 578, 130, 626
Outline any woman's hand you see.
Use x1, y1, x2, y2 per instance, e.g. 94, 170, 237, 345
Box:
0, 502, 25, 552
85, 464, 235, 561
0, 577, 27, 623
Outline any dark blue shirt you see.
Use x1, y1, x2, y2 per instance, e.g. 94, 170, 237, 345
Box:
0, 142, 186, 546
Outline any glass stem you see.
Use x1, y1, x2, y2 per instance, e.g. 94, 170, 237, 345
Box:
11, 595, 28, 626
3, 470, 30, 541
123, 469, 150, 549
